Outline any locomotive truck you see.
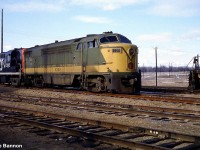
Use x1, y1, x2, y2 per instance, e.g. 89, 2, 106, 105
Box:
0, 32, 141, 94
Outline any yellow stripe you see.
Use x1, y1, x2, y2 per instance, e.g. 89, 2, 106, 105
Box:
25, 64, 133, 74
25, 65, 81, 74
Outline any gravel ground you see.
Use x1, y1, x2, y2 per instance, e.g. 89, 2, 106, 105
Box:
0, 85, 200, 149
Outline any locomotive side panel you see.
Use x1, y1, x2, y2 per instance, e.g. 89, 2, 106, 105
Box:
24, 41, 82, 87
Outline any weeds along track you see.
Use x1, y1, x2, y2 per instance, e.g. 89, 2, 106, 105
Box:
0, 105, 200, 150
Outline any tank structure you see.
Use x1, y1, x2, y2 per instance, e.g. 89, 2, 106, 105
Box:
189, 54, 200, 90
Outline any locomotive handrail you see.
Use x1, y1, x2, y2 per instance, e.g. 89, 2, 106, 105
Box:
0, 72, 20, 75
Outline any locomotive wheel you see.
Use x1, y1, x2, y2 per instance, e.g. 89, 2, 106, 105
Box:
87, 77, 106, 92
10, 78, 21, 87
34, 78, 45, 87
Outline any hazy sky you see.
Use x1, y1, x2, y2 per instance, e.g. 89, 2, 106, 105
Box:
1, 0, 200, 67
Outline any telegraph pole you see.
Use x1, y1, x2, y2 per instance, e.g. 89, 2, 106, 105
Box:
1, 9, 3, 53
155, 47, 158, 87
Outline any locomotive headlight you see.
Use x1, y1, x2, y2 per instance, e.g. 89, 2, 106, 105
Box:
129, 48, 134, 56
128, 62, 134, 69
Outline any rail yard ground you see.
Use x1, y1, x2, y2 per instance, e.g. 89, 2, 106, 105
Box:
0, 73, 200, 149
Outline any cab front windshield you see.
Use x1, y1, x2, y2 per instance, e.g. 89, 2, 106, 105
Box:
100, 35, 131, 44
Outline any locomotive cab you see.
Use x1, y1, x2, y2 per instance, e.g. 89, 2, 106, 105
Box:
10, 49, 21, 71
97, 32, 141, 94
77, 32, 141, 93
0, 48, 23, 85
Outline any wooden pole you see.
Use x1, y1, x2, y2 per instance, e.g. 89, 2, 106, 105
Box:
155, 47, 158, 87
1, 9, 3, 53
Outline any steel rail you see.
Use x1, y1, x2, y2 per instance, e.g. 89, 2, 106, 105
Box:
1, 93, 200, 123
2, 114, 169, 150
1, 85, 199, 104
0, 105, 200, 144
33, 99, 200, 122
2, 93, 200, 115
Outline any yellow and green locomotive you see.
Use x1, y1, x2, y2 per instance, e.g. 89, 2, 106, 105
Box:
24, 32, 141, 93
1, 32, 141, 94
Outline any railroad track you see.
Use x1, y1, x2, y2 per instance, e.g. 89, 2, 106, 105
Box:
141, 86, 188, 93
0, 106, 200, 150
1, 93, 200, 127
101, 93, 200, 105
1, 86, 200, 149
23, 86, 200, 105
1, 84, 200, 105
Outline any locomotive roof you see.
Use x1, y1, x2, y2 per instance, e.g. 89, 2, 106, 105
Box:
26, 32, 129, 52
0, 48, 22, 56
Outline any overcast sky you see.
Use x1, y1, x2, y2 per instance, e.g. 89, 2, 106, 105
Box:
1, 0, 200, 67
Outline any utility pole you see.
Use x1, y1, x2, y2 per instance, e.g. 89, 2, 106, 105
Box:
194, 54, 199, 70
155, 47, 158, 87
198, 54, 200, 69
168, 62, 170, 77
1, 9, 3, 53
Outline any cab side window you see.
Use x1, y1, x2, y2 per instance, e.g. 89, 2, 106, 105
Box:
83, 43, 87, 49
76, 43, 82, 50
88, 40, 98, 48
0, 61, 2, 69
6, 54, 11, 63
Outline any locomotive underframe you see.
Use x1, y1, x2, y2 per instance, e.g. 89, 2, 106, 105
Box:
0, 72, 21, 86
101, 72, 141, 94
23, 71, 141, 94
